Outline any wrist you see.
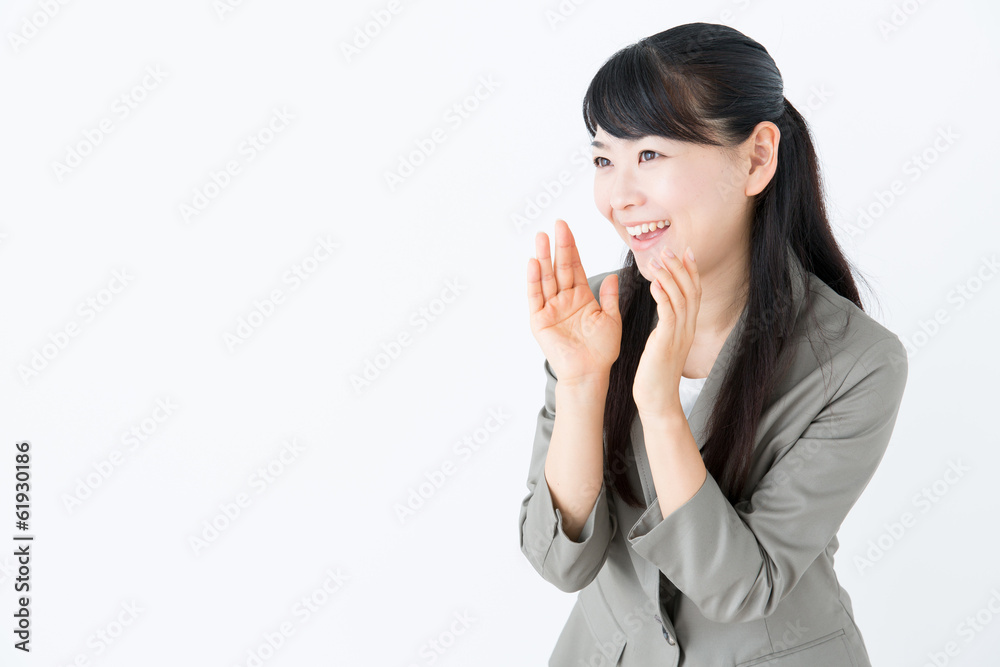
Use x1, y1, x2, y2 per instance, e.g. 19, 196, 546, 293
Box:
637, 400, 686, 426
556, 373, 610, 402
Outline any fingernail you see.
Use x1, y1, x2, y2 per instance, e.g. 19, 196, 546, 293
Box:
685, 247, 695, 262
663, 248, 675, 259
650, 257, 663, 269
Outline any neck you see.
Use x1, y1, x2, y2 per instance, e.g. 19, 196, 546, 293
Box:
699, 255, 750, 338
681, 251, 750, 379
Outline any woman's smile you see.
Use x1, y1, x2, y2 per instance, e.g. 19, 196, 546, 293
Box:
624, 219, 671, 251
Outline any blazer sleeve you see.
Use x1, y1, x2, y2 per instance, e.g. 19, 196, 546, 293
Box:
518, 356, 618, 593
626, 334, 909, 623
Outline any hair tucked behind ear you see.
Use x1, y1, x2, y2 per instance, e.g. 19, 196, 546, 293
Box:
587, 23, 871, 507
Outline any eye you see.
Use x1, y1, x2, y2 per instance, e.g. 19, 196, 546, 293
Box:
593, 150, 662, 168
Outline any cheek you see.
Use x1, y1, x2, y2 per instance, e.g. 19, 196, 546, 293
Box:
711, 164, 747, 209
594, 188, 616, 223
669, 168, 717, 208
593, 179, 609, 209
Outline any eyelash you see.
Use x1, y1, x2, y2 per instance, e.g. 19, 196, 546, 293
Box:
592, 150, 660, 168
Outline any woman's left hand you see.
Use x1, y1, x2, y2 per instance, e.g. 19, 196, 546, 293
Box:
633, 246, 702, 420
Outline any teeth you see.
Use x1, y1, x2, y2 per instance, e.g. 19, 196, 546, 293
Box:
626, 220, 669, 237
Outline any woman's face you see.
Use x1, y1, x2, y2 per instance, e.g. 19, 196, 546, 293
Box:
591, 126, 753, 285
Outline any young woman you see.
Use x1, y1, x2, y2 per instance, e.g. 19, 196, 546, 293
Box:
519, 22, 909, 667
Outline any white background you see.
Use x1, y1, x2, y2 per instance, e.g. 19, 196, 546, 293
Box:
1, 0, 998, 665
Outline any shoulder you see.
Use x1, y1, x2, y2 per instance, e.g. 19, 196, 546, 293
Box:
802, 272, 906, 360
785, 271, 908, 402
751, 271, 910, 475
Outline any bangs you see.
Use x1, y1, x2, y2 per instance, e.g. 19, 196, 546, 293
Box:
582, 42, 722, 146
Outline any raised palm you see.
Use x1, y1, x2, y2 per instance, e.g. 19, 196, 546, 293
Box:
527, 219, 622, 383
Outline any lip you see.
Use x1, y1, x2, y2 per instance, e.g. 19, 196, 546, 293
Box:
628, 224, 670, 251
621, 221, 670, 251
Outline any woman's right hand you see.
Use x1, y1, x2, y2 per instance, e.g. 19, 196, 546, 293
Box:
527, 219, 622, 385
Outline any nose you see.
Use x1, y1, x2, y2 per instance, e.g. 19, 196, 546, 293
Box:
608, 166, 643, 212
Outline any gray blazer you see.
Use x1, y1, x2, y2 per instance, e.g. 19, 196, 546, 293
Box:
518, 247, 909, 666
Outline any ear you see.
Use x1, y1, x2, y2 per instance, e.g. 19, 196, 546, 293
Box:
744, 121, 780, 197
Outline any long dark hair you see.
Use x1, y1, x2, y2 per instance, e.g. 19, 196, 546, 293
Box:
587, 23, 873, 508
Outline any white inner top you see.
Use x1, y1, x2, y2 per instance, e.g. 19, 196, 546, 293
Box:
678, 375, 709, 420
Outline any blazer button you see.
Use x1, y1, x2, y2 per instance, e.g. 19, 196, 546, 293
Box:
654, 615, 676, 645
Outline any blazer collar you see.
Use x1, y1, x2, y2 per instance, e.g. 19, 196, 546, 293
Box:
629, 245, 809, 505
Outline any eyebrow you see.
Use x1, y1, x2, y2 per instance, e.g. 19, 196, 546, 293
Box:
591, 139, 651, 149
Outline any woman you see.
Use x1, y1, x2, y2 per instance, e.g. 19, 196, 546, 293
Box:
519, 22, 908, 667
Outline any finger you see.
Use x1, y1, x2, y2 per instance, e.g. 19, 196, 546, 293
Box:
553, 219, 585, 293
648, 258, 685, 326
649, 276, 677, 331
663, 247, 701, 337
527, 256, 544, 316
647, 259, 679, 326
599, 272, 620, 322
659, 247, 696, 307
682, 247, 702, 324
535, 231, 556, 302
